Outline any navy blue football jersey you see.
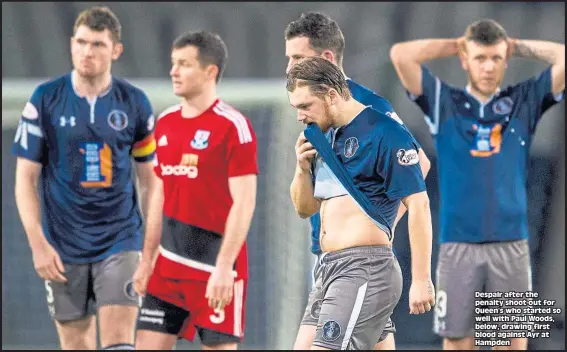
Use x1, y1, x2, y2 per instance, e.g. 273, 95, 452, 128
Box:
309, 78, 421, 254
311, 107, 426, 240
410, 65, 564, 243
12, 73, 157, 263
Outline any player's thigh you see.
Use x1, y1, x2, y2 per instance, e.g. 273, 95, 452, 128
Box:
46, 262, 98, 349
296, 281, 323, 349
300, 262, 325, 327
374, 332, 395, 350
485, 240, 531, 350
434, 242, 485, 339
45, 263, 94, 322
374, 318, 396, 349
485, 240, 531, 294
314, 253, 402, 350
136, 293, 190, 350
54, 316, 97, 350
186, 279, 246, 348
92, 251, 141, 346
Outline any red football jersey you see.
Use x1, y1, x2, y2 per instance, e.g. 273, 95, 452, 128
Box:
153, 99, 258, 281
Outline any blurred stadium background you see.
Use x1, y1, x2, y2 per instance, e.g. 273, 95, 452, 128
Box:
2, 1, 564, 350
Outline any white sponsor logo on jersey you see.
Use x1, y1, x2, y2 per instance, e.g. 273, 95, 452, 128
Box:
160, 164, 198, 178
397, 148, 419, 166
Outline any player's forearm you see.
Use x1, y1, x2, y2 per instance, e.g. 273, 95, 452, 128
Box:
512, 39, 565, 65
406, 194, 433, 281
15, 179, 48, 250
391, 39, 460, 65
216, 195, 256, 269
290, 166, 320, 218
140, 182, 164, 266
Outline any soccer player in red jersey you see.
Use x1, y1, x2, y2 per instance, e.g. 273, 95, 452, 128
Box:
133, 31, 258, 350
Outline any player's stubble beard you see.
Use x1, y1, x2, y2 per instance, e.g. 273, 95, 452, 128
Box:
320, 101, 335, 133
467, 69, 504, 99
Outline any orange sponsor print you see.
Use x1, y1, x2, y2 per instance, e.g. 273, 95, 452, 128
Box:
80, 143, 113, 188
470, 123, 502, 157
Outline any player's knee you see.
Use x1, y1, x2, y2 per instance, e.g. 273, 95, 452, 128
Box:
374, 333, 395, 350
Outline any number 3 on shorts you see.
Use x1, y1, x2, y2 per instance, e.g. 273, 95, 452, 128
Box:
210, 308, 225, 324
45, 280, 56, 317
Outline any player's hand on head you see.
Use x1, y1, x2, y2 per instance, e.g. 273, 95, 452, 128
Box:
31, 241, 67, 283
206, 265, 234, 311
132, 260, 154, 296
295, 132, 317, 171
408, 278, 435, 315
456, 36, 467, 55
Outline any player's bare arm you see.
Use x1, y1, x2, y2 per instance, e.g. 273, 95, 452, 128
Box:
15, 157, 67, 283
390, 39, 461, 96
290, 132, 320, 218
206, 174, 257, 310
400, 190, 435, 315
391, 149, 431, 234
508, 38, 565, 94
133, 163, 164, 296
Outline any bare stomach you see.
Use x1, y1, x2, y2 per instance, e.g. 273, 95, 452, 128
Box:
319, 195, 391, 253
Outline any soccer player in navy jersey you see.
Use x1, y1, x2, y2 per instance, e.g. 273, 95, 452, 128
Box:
12, 6, 161, 350
287, 57, 435, 351
390, 19, 565, 350
285, 12, 431, 350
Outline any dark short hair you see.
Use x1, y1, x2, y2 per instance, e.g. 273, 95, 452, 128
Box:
284, 12, 345, 67
172, 31, 228, 83
286, 57, 351, 100
464, 19, 508, 45
74, 6, 121, 43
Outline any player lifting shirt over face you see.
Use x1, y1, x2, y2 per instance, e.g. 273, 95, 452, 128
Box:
287, 57, 435, 351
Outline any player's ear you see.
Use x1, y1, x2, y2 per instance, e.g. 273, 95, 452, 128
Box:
328, 89, 339, 106
206, 64, 219, 82
321, 50, 335, 65
112, 42, 124, 61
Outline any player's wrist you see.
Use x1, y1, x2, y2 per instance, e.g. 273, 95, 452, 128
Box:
215, 259, 234, 271
411, 273, 432, 282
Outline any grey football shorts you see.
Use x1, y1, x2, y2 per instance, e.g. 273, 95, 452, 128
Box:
43, 250, 141, 322
301, 252, 397, 344
303, 245, 402, 350
433, 240, 532, 338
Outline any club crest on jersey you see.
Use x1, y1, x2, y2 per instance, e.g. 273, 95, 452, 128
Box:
107, 110, 129, 131
397, 148, 419, 166
190, 130, 211, 150
344, 137, 359, 158
492, 97, 514, 115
